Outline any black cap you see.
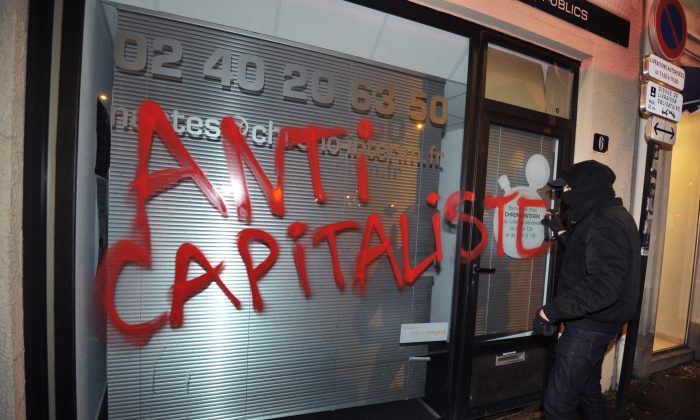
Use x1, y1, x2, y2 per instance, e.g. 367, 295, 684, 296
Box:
548, 160, 616, 190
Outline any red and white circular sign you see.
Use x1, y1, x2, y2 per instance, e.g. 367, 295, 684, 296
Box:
648, 0, 687, 62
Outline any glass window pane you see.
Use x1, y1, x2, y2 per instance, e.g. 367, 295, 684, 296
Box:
485, 45, 573, 119
653, 111, 700, 352
476, 125, 559, 337
88, 1, 470, 418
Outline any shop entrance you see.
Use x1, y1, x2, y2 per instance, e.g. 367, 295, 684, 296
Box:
454, 39, 577, 418
36, 2, 579, 419
464, 114, 570, 417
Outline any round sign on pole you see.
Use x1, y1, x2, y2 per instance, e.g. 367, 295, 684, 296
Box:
648, 0, 687, 62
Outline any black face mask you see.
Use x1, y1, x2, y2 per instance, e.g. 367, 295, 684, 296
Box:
561, 190, 573, 205
561, 189, 589, 209
561, 186, 616, 224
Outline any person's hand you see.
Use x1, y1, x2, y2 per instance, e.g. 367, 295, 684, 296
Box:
541, 215, 565, 238
532, 309, 557, 336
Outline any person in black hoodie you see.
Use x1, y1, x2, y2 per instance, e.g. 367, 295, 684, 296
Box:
535, 160, 640, 420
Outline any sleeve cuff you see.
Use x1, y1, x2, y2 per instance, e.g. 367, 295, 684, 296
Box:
542, 302, 563, 322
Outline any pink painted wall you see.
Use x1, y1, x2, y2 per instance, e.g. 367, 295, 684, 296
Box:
0, 0, 27, 418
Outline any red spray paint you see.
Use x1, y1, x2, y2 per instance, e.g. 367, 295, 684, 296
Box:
170, 242, 239, 328
282, 125, 347, 203
96, 100, 551, 345
287, 222, 312, 297
354, 213, 404, 291
400, 193, 443, 285
95, 100, 227, 345
356, 119, 372, 203
237, 228, 280, 312
312, 221, 360, 290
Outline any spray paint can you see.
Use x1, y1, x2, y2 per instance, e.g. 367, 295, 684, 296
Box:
543, 209, 559, 241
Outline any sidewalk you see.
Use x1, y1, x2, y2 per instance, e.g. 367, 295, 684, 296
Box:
491, 360, 700, 419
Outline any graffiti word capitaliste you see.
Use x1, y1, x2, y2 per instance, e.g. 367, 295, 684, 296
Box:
94, 100, 549, 346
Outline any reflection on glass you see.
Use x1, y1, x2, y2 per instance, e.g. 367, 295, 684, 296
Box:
101, 2, 469, 418
485, 45, 573, 119
476, 126, 559, 337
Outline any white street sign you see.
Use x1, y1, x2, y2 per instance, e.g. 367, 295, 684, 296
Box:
645, 115, 677, 146
640, 81, 683, 122
643, 54, 686, 91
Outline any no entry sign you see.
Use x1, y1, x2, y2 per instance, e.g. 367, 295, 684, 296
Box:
648, 0, 687, 61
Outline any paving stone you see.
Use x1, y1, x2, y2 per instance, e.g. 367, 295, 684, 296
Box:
489, 361, 700, 420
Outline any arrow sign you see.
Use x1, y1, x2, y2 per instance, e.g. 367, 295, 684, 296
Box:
653, 121, 675, 139
645, 115, 677, 145
662, 109, 676, 119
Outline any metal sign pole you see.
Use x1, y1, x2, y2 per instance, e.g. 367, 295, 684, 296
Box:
617, 141, 658, 410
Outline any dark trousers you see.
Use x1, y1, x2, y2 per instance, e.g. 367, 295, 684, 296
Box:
543, 326, 616, 420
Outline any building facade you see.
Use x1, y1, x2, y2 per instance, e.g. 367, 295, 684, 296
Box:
1, 0, 699, 419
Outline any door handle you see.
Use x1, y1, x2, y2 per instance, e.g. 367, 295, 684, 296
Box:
472, 265, 496, 274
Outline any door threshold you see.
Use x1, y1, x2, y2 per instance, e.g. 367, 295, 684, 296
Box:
649, 346, 694, 375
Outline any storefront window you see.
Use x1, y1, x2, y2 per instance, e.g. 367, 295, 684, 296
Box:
79, 1, 470, 418
653, 110, 700, 352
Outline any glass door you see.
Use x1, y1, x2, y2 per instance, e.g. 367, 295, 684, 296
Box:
465, 114, 569, 417
475, 124, 559, 339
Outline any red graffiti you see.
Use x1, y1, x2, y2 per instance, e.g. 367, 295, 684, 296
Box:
96, 240, 167, 346
283, 125, 347, 203
354, 213, 404, 291
170, 243, 238, 328
96, 100, 550, 345
95, 100, 227, 345
444, 190, 488, 261
400, 193, 443, 285
221, 116, 284, 223
356, 119, 372, 203
400, 210, 442, 285
516, 197, 552, 258
485, 192, 518, 257
312, 221, 360, 290
287, 222, 312, 297
237, 228, 280, 312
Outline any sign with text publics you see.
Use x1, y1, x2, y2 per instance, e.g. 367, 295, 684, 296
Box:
517, 0, 630, 47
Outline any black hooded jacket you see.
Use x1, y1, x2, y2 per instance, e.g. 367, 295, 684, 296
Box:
542, 162, 641, 334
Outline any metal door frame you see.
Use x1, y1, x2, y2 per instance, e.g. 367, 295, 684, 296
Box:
453, 30, 579, 418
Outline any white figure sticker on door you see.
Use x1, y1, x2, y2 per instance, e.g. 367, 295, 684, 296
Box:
492, 153, 550, 259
